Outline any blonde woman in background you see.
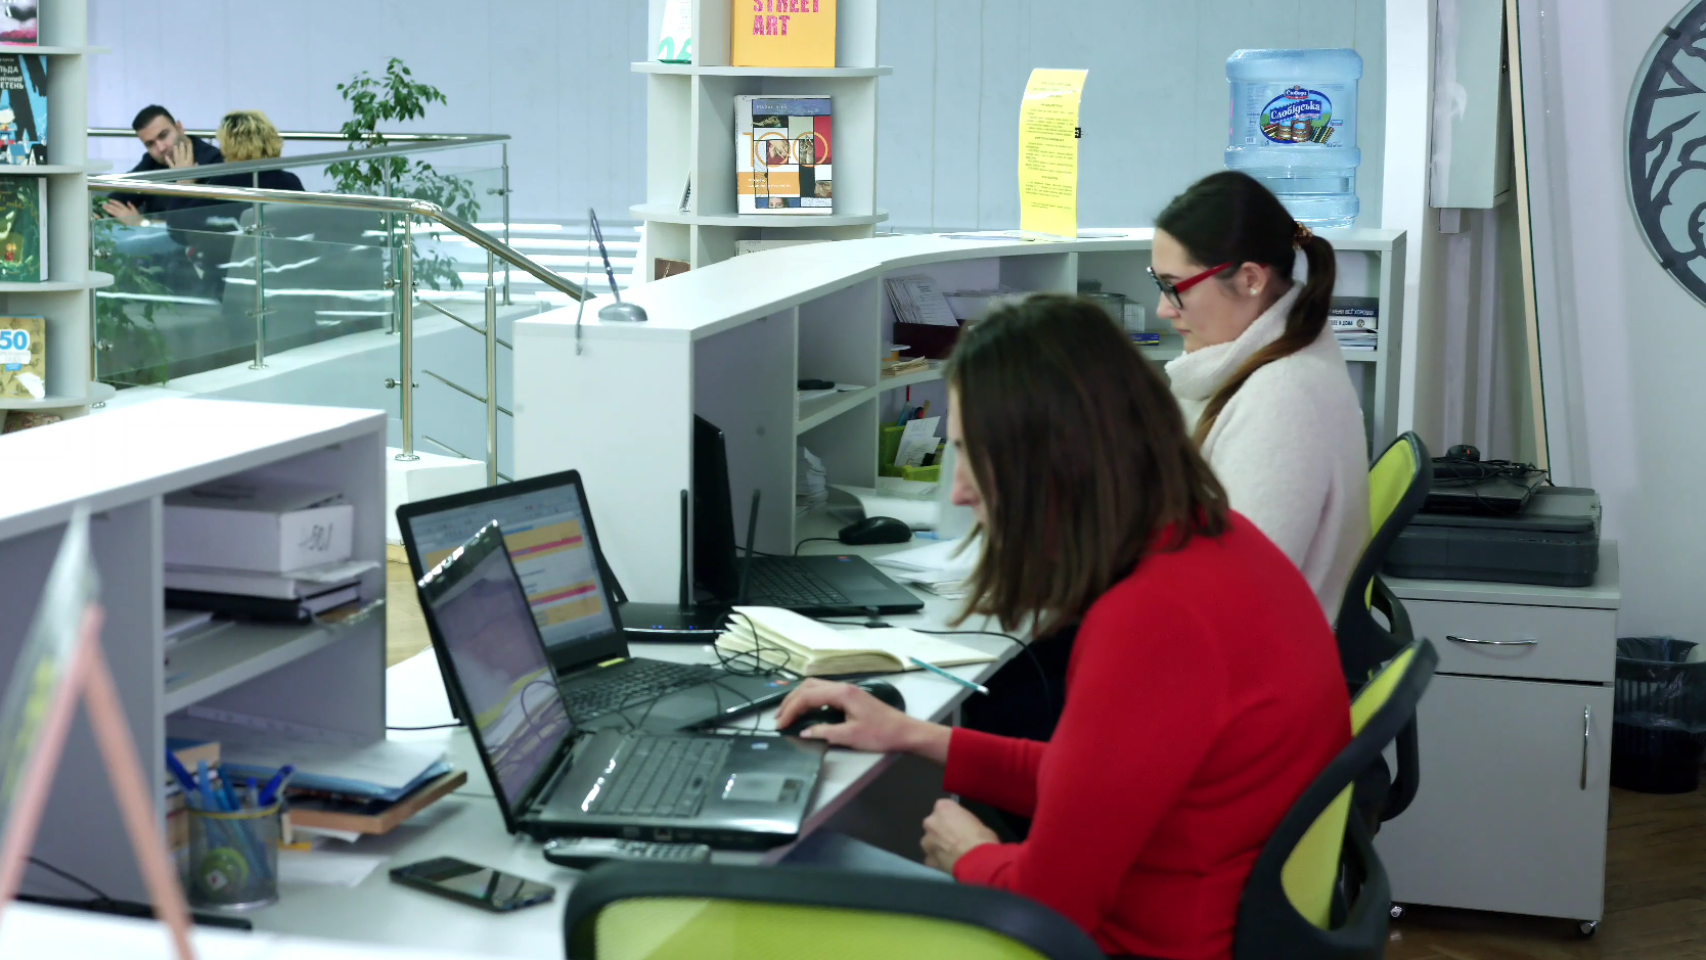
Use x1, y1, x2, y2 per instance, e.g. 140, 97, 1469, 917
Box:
208, 110, 303, 191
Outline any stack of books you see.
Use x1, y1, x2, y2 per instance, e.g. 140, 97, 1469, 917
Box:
161, 481, 369, 623
1330, 296, 1379, 353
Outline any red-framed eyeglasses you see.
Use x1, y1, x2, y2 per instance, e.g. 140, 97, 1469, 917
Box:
1148, 262, 1233, 310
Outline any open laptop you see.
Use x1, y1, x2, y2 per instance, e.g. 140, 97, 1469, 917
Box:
396, 469, 799, 732
417, 522, 827, 849
695, 415, 924, 616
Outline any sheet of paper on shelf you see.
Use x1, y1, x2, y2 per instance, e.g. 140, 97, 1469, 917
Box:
885, 274, 958, 327
831, 480, 940, 530
872, 535, 982, 598
893, 416, 941, 467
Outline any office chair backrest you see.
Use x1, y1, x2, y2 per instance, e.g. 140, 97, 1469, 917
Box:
562, 862, 1106, 960
1336, 431, 1431, 682
1239, 638, 1438, 960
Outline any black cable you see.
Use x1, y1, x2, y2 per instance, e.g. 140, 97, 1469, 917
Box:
27, 857, 114, 904
793, 537, 842, 555
387, 722, 463, 731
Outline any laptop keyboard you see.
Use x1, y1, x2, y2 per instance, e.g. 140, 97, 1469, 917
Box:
590, 736, 732, 819
747, 560, 850, 609
562, 660, 720, 722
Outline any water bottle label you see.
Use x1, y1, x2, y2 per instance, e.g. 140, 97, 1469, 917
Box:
1241, 84, 1351, 146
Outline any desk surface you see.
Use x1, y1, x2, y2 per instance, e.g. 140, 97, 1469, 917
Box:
247, 546, 1010, 958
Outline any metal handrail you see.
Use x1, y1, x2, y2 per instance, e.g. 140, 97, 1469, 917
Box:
91, 128, 500, 143
90, 176, 583, 480
102, 134, 512, 182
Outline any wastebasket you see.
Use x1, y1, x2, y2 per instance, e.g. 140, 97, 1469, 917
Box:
1612, 636, 1706, 793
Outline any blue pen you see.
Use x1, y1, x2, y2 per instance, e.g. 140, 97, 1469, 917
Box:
165, 752, 199, 800
909, 656, 991, 695
196, 760, 219, 811
258, 764, 295, 807
221, 774, 240, 812
247, 777, 258, 809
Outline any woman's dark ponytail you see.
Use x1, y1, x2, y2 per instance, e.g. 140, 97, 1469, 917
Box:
1154, 171, 1338, 445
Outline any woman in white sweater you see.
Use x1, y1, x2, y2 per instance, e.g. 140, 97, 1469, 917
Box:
1151, 171, 1370, 618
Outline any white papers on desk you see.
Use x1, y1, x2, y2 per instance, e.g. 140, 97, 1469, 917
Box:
831, 479, 940, 530
872, 536, 982, 598
884, 274, 959, 327
172, 709, 449, 801
277, 848, 389, 888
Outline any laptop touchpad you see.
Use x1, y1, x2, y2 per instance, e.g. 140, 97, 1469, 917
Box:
722, 772, 798, 804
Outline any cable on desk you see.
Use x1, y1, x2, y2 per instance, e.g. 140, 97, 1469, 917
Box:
27, 856, 115, 905
793, 537, 842, 555
387, 722, 463, 731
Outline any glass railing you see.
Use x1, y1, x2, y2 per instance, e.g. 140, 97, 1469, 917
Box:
90, 151, 579, 484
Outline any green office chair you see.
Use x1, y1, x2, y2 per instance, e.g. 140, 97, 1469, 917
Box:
1234, 637, 1438, 960
1336, 431, 1430, 826
562, 862, 1106, 960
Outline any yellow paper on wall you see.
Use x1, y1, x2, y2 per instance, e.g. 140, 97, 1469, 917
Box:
731, 0, 836, 68
1018, 68, 1088, 240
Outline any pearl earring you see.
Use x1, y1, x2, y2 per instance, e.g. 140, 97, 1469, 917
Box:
1250, 287, 1260, 296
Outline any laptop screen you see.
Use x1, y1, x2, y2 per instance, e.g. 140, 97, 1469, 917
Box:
401, 480, 619, 657
422, 540, 574, 810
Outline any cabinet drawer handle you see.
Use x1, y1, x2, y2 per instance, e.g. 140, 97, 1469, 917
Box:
1447, 634, 1539, 646
1581, 705, 1591, 790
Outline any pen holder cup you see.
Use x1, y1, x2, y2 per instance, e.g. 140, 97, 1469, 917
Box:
186, 802, 281, 910
878, 425, 905, 477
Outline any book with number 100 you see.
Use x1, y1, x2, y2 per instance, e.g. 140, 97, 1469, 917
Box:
736, 95, 834, 216
731, 0, 836, 69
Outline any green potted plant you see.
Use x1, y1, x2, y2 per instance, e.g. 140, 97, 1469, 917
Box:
326, 58, 481, 293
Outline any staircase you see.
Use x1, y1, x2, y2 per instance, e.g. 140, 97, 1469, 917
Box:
421, 219, 639, 304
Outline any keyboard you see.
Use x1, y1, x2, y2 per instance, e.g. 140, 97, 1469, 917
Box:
747, 560, 850, 608
562, 660, 720, 721
590, 736, 731, 819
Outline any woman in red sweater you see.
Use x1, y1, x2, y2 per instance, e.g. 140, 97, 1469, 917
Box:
775, 295, 1351, 960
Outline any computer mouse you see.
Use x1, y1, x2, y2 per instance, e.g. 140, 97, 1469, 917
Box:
839, 516, 913, 546
779, 680, 908, 736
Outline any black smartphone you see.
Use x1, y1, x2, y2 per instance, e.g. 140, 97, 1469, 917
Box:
389, 857, 555, 913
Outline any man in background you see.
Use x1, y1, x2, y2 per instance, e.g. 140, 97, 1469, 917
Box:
99, 105, 224, 225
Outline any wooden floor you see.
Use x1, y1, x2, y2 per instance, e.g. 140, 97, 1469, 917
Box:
379, 560, 1706, 958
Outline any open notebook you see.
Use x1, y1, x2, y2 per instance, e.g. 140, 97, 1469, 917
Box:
717, 606, 996, 677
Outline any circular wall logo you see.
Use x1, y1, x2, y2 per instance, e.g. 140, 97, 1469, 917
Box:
1628, 2, 1706, 305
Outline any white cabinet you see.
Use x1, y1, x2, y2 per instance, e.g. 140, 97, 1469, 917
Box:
1378, 544, 1620, 926
1375, 674, 1612, 920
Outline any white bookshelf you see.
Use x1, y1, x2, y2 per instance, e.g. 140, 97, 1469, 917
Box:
0, 398, 389, 902
0, 4, 114, 420
514, 228, 1407, 605
636, 0, 890, 274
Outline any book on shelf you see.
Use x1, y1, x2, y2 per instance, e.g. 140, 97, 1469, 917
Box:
0, 4, 35, 46
163, 558, 376, 601
737, 95, 833, 215
164, 583, 361, 624
655, 0, 692, 63
0, 54, 45, 164
653, 257, 690, 281
163, 481, 353, 573
1328, 295, 1379, 331
0, 175, 45, 282
0, 314, 43, 400
716, 606, 994, 677
731, 0, 836, 68
884, 274, 957, 327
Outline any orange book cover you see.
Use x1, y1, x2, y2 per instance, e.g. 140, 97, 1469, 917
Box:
731, 0, 836, 68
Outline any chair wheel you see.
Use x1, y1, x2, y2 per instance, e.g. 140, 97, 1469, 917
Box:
1578, 920, 1598, 938
1390, 903, 1404, 920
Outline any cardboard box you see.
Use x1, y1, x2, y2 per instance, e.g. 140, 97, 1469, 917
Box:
164, 481, 354, 573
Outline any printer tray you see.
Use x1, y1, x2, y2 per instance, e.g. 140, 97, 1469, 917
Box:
1383, 486, 1601, 588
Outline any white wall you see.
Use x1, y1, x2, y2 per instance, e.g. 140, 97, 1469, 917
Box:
1520, 0, 1704, 636
89, 0, 1385, 231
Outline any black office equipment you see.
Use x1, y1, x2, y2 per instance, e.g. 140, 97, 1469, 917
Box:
396, 470, 797, 731
389, 857, 555, 913
1384, 486, 1601, 587
839, 516, 913, 546
693, 415, 923, 615
779, 679, 906, 737
417, 523, 826, 850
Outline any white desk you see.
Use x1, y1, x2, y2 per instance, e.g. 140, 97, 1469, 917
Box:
246, 550, 1015, 958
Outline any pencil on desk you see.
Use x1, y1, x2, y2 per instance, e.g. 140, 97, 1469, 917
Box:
909, 656, 990, 695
